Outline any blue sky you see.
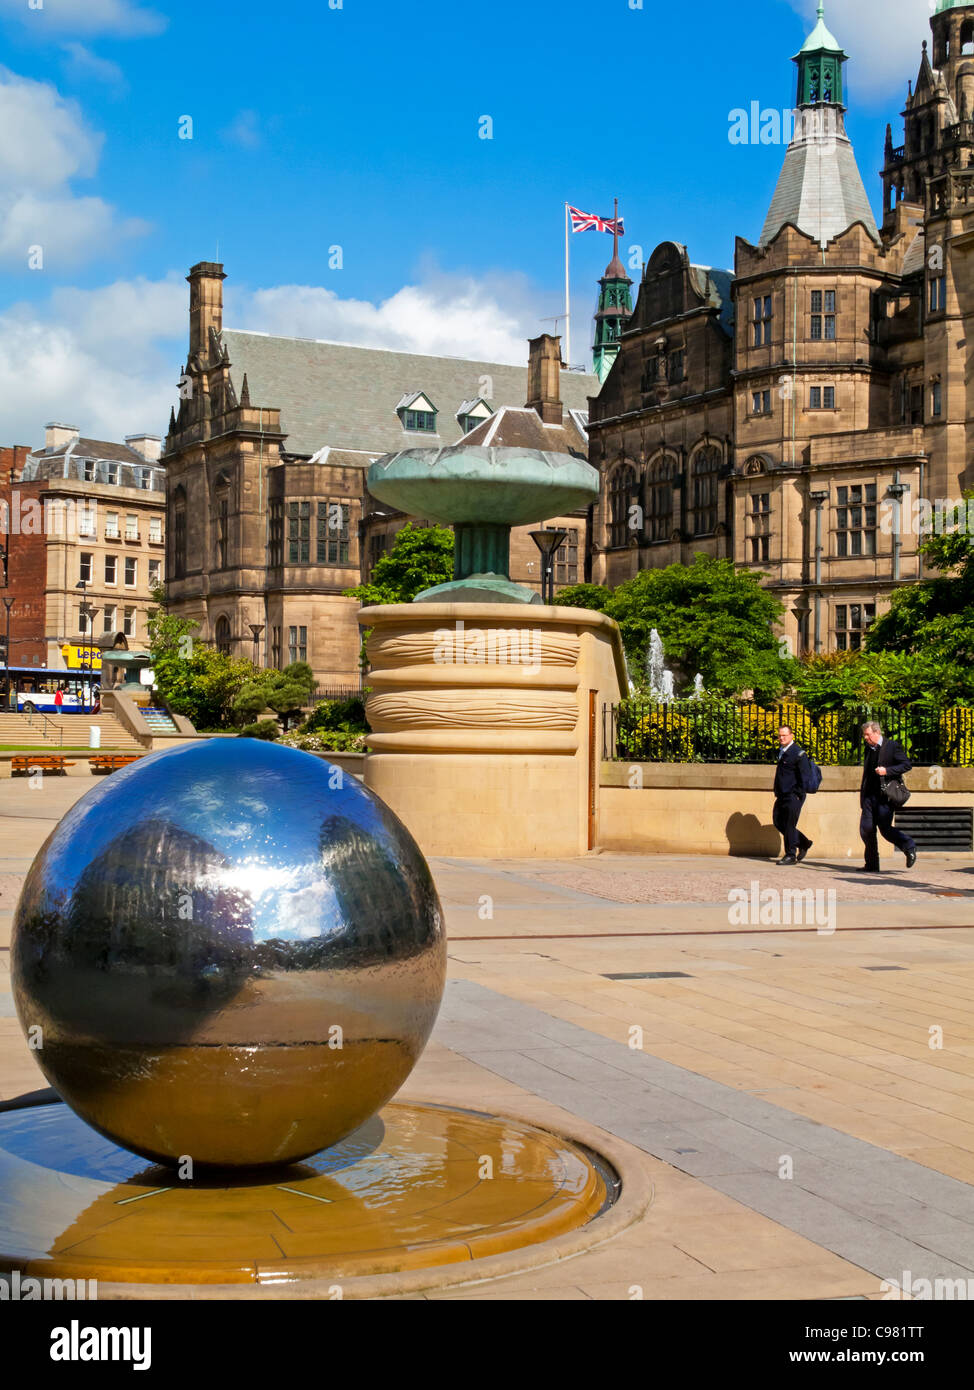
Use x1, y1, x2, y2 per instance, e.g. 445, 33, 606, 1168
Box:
0, 0, 936, 443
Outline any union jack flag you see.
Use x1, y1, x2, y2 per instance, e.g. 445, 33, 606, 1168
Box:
568, 205, 625, 235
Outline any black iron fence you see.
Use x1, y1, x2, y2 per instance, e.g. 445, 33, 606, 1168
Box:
310, 686, 366, 705
603, 700, 974, 768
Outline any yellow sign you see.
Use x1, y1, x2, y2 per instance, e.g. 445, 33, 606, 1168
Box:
60, 644, 103, 672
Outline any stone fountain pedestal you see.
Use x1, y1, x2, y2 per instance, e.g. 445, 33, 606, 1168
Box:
359, 601, 627, 858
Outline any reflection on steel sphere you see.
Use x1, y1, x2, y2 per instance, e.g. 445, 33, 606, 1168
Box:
12, 739, 446, 1167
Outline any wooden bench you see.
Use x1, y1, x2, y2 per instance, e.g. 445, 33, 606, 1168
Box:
88, 755, 139, 775
11, 756, 75, 777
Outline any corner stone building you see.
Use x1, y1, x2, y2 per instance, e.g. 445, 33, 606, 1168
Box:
589, 2, 974, 656
163, 265, 595, 685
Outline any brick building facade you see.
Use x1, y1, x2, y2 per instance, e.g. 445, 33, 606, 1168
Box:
3, 429, 167, 670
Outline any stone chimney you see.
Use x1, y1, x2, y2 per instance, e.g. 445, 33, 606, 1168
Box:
526, 334, 563, 425
125, 434, 163, 462
187, 261, 226, 360
45, 423, 80, 451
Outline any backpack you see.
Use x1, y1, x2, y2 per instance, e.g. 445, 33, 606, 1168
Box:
799, 751, 823, 794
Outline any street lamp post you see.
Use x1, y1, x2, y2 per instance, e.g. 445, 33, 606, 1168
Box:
528, 528, 569, 605
249, 623, 265, 669
2, 597, 13, 711
75, 579, 91, 713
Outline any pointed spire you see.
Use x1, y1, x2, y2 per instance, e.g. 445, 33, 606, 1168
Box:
593, 198, 633, 384
797, 1, 844, 57
168, 406, 176, 434
240, 373, 251, 407
760, 8, 878, 247
603, 197, 628, 281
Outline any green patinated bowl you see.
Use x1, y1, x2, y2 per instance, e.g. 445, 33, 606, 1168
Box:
368, 446, 599, 526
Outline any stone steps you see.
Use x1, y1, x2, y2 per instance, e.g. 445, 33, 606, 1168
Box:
0, 713, 143, 750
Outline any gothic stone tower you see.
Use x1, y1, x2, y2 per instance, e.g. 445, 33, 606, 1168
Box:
163, 262, 287, 652
881, 1, 974, 510
730, 4, 932, 656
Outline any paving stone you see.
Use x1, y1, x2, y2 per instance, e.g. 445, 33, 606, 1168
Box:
448, 981, 974, 1285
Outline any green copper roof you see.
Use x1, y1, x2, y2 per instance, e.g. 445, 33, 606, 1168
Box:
796, 2, 845, 57
936, 1, 974, 12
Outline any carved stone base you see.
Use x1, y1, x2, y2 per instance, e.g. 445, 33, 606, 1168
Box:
358, 603, 628, 857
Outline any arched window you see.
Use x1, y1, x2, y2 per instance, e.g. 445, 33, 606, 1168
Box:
214, 471, 230, 570
609, 463, 638, 547
215, 615, 232, 656
172, 485, 187, 579
645, 455, 675, 543
962, 20, 974, 57
690, 445, 722, 537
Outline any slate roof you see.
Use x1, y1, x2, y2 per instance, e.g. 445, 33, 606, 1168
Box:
901, 229, 926, 277
690, 266, 736, 335
459, 406, 589, 459
21, 437, 166, 492
220, 330, 598, 458
759, 116, 880, 248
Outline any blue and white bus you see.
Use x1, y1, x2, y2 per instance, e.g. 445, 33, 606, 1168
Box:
2, 667, 99, 713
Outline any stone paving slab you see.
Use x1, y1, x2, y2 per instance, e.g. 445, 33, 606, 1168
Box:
434, 980, 974, 1287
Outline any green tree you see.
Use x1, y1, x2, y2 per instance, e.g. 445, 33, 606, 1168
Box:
147, 611, 254, 730
559, 556, 794, 701
231, 663, 315, 733
345, 522, 455, 606
794, 651, 944, 715
866, 497, 974, 703
554, 583, 612, 611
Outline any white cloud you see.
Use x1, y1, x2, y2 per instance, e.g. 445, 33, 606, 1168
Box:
0, 0, 165, 38
785, 0, 927, 101
236, 269, 544, 365
0, 268, 548, 447
60, 42, 127, 90
0, 275, 185, 446
0, 67, 100, 189
0, 67, 146, 266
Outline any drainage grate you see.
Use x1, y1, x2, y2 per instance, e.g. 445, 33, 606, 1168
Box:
863, 965, 906, 972
895, 807, 974, 852
603, 971, 693, 980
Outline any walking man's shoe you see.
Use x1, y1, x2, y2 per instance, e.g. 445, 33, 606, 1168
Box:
777, 855, 798, 866
797, 842, 813, 863
905, 848, 917, 869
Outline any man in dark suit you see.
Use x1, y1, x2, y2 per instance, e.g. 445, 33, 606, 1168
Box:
859, 721, 917, 872
773, 725, 813, 866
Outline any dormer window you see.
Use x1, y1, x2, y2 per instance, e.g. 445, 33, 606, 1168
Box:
397, 392, 438, 434
404, 410, 435, 432
457, 398, 493, 435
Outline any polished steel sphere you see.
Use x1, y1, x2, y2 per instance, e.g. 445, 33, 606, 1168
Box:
11, 739, 446, 1168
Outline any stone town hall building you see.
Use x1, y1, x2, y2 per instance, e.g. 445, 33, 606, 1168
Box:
588, 1, 974, 657
162, 269, 594, 686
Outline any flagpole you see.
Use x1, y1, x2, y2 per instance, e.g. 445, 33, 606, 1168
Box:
564, 202, 571, 369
